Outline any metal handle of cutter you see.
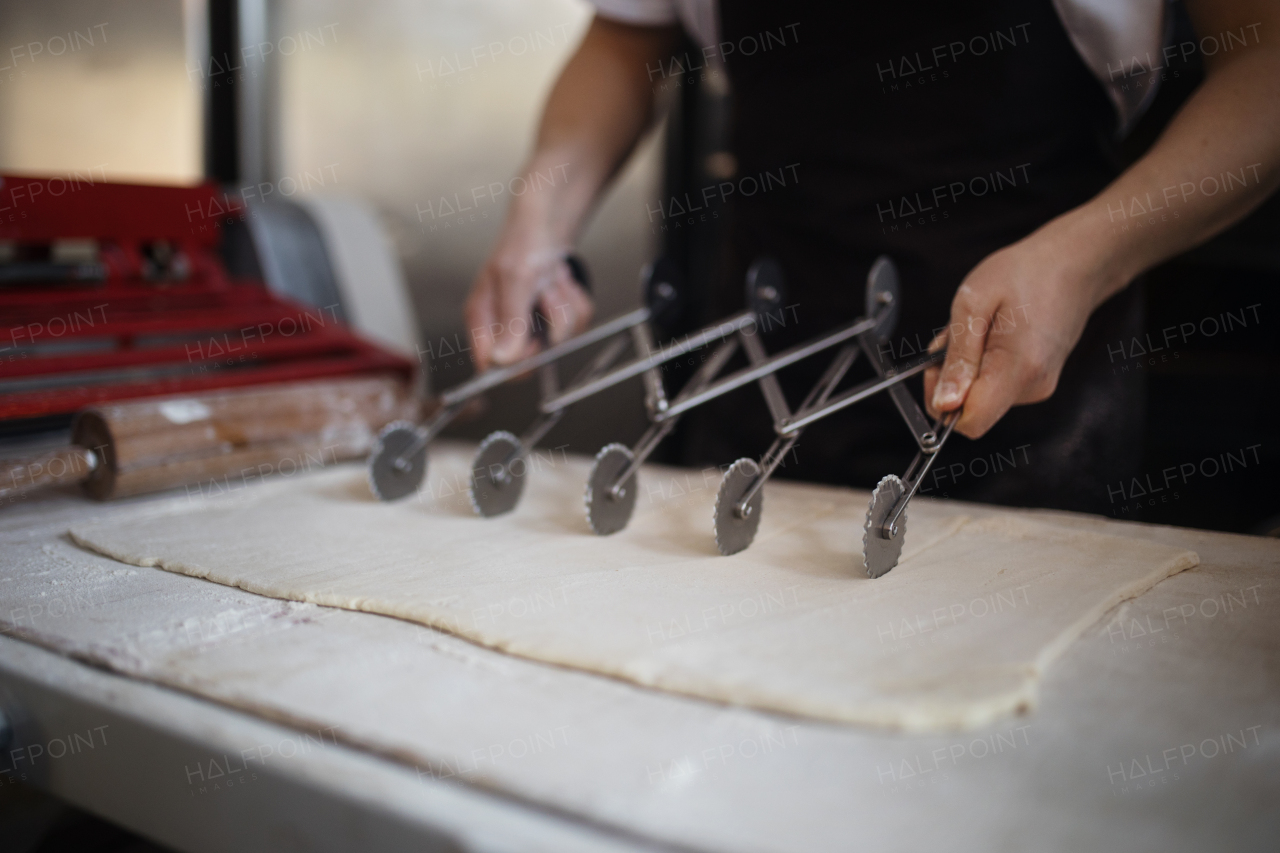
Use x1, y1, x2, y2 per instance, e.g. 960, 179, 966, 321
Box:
778, 349, 944, 435
544, 257, 787, 414
647, 255, 910, 433
539, 309, 760, 412
879, 410, 959, 538
651, 313, 883, 423
439, 306, 651, 409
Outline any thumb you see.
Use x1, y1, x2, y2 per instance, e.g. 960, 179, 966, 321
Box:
923, 331, 947, 418
464, 272, 498, 372
491, 276, 538, 364
931, 291, 992, 413
540, 268, 593, 346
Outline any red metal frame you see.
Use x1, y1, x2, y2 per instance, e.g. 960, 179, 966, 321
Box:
0, 174, 414, 419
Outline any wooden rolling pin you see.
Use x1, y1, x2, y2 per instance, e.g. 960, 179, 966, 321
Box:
0, 375, 417, 502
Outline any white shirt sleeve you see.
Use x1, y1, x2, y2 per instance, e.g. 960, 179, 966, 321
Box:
586, 0, 679, 27
1052, 0, 1167, 135
586, 0, 719, 50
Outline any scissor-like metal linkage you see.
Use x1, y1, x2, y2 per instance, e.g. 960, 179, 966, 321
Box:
587, 254, 954, 577
467, 260, 781, 517
368, 256, 716, 504
468, 332, 635, 517
485, 257, 790, 523
541, 309, 758, 412
371, 257, 637, 501
702, 255, 963, 577
649, 313, 881, 422
367, 253, 967, 579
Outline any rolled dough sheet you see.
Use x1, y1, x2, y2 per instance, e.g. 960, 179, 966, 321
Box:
69, 443, 1198, 732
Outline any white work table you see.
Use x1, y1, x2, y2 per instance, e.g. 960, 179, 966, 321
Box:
0, 451, 1276, 853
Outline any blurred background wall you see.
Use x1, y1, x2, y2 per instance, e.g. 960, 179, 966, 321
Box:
0, 0, 202, 182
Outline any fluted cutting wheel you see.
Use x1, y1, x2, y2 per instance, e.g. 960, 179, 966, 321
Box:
585, 443, 638, 535
469, 430, 526, 517
865, 256, 901, 342
862, 474, 906, 578
714, 458, 764, 555
368, 421, 428, 502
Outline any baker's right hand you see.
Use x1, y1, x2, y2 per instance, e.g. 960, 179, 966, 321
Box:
464, 226, 594, 372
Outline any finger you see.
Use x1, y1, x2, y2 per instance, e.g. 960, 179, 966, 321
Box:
953, 345, 1021, 438
922, 332, 947, 418
564, 268, 595, 333
464, 272, 498, 371
536, 275, 571, 345
540, 270, 594, 346
491, 268, 541, 365
923, 366, 940, 419
931, 285, 996, 413
538, 281, 571, 347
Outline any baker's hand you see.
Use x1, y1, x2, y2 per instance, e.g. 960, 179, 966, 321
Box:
923, 224, 1121, 438
464, 224, 593, 371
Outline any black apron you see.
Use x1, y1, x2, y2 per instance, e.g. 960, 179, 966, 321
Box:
679, 0, 1145, 514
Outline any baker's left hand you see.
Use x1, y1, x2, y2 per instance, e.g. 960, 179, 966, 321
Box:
923, 222, 1122, 438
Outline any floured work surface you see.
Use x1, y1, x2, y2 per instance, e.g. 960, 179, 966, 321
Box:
70, 444, 1198, 731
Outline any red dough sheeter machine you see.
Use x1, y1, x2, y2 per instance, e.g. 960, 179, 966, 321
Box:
369, 256, 958, 577
0, 174, 416, 503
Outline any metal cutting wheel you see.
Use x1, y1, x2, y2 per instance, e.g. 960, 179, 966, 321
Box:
865, 255, 900, 341
585, 443, 638, 535
368, 421, 428, 501
862, 474, 906, 578
713, 458, 764, 555
469, 430, 526, 517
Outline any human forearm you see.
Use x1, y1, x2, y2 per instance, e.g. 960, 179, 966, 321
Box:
1064, 39, 1280, 308
927, 4, 1280, 437
466, 16, 678, 367
508, 16, 680, 247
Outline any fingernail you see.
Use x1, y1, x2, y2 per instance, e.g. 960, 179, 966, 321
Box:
492, 338, 520, 363
933, 381, 960, 407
